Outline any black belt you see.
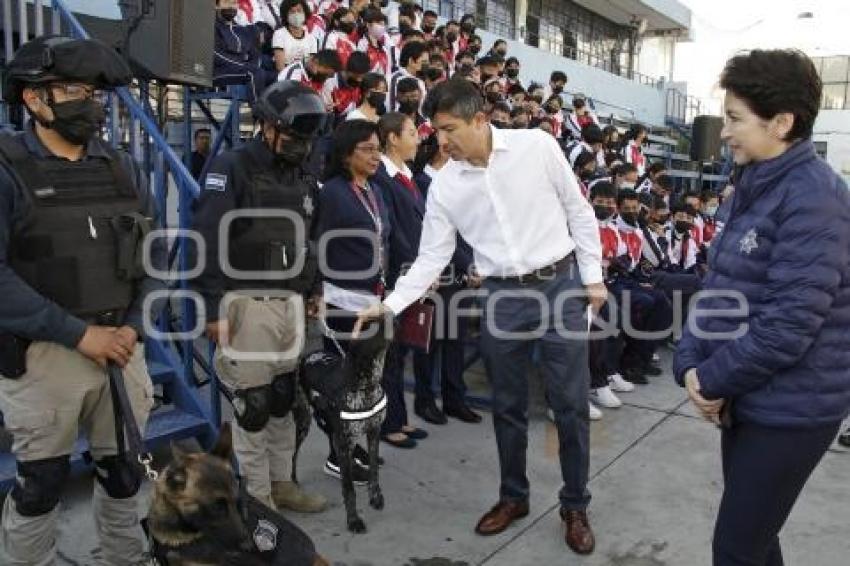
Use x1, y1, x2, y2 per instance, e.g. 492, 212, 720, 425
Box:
82, 309, 127, 327
488, 253, 575, 286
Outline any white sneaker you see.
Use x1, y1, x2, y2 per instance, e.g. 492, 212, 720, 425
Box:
608, 373, 635, 393
591, 386, 622, 409
588, 402, 603, 421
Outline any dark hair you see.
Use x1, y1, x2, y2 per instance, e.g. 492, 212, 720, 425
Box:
363, 7, 386, 24
325, 119, 380, 181
460, 13, 475, 25
604, 151, 621, 167
590, 181, 617, 201
401, 29, 425, 42
656, 174, 673, 190
581, 124, 604, 144
650, 194, 668, 210
489, 101, 512, 116
572, 98, 586, 110
510, 106, 527, 119
359, 72, 387, 96
423, 76, 484, 121
617, 188, 640, 206
647, 161, 667, 176
455, 50, 474, 63
720, 49, 821, 141
423, 10, 438, 18
397, 77, 421, 95
346, 51, 371, 74
507, 84, 526, 97
625, 123, 648, 141
313, 49, 342, 72
602, 125, 619, 141
550, 71, 567, 84
413, 132, 439, 174
701, 189, 719, 202
506, 56, 519, 66
279, 0, 311, 22
614, 163, 638, 177
399, 4, 417, 19
194, 128, 211, 139
377, 112, 411, 150
329, 7, 352, 31
573, 150, 596, 172
493, 39, 507, 48
671, 200, 698, 217
446, 20, 460, 29
400, 42, 428, 68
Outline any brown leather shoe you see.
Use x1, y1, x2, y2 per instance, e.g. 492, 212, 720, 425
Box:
561, 509, 595, 555
475, 501, 529, 536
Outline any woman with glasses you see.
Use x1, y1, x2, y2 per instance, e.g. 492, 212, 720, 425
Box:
315, 119, 391, 482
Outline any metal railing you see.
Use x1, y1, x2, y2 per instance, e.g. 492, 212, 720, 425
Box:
666, 88, 703, 126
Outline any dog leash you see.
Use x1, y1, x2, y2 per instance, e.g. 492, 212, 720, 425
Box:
108, 362, 159, 482
319, 316, 347, 359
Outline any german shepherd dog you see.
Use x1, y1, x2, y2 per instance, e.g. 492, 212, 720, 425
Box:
301, 321, 391, 533
147, 423, 328, 565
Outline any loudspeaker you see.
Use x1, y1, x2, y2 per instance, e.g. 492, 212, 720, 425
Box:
123, 0, 216, 88
690, 115, 724, 162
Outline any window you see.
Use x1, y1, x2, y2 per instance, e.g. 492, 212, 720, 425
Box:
813, 56, 850, 110
526, 0, 633, 78
423, 0, 515, 38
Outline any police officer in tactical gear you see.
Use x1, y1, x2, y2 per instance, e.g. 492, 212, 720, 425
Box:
0, 36, 166, 565
191, 80, 328, 513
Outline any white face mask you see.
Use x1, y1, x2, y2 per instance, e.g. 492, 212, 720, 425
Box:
620, 182, 635, 191
288, 12, 306, 27
704, 205, 719, 217
369, 23, 386, 39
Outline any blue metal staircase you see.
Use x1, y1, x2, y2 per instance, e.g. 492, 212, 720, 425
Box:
0, 0, 235, 489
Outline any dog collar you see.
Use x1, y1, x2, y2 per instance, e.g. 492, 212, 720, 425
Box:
339, 394, 387, 421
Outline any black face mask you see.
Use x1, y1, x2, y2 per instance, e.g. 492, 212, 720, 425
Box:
506, 68, 519, 79
485, 92, 503, 104
496, 49, 507, 57
399, 23, 413, 35
545, 104, 560, 115
594, 205, 615, 221
398, 100, 419, 115
274, 135, 312, 168
347, 76, 361, 88
219, 8, 238, 21
579, 169, 594, 181
552, 85, 564, 94
446, 31, 458, 42
422, 25, 435, 34
469, 45, 481, 55
48, 99, 105, 145
367, 92, 387, 114
675, 220, 693, 234
655, 214, 670, 224
490, 120, 510, 129
338, 21, 356, 34
481, 73, 494, 84
459, 63, 474, 73
309, 70, 328, 84
620, 212, 638, 226
425, 68, 444, 82
461, 22, 475, 34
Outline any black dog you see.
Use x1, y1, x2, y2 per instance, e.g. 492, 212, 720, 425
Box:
301, 321, 391, 533
147, 423, 328, 565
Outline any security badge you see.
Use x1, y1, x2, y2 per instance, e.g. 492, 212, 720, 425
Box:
205, 173, 227, 192
739, 228, 759, 255
253, 519, 279, 552
303, 194, 314, 216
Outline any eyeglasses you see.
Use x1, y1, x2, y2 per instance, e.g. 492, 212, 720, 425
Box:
354, 144, 381, 155
48, 83, 101, 101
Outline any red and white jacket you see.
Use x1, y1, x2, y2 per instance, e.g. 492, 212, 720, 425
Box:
598, 219, 624, 274
321, 29, 359, 68
616, 216, 645, 271
623, 140, 646, 176
667, 228, 698, 270
357, 36, 393, 76
322, 73, 362, 116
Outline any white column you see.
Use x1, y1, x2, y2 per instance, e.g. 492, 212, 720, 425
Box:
514, 0, 528, 42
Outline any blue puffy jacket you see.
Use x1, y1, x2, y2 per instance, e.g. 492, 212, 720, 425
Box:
674, 140, 850, 428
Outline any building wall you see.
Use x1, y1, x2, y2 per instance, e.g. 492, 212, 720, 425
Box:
813, 110, 850, 183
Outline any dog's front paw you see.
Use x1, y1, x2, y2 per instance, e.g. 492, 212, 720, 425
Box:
347, 516, 367, 533
369, 491, 384, 510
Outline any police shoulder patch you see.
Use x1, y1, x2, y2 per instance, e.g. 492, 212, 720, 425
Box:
205, 173, 227, 192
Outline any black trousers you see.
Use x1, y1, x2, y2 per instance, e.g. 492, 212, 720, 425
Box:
713, 420, 840, 566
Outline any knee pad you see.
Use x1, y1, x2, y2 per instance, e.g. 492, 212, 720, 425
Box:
269, 372, 296, 418
94, 455, 142, 499
233, 385, 270, 432
11, 456, 70, 517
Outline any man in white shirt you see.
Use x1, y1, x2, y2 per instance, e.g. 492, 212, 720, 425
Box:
354, 79, 604, 556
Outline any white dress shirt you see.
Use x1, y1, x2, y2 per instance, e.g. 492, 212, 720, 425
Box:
384, 127, 603, 315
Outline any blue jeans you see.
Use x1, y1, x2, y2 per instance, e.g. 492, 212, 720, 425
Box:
479, 257, 591, 511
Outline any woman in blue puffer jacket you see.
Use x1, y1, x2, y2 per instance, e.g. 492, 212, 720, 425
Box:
674, 49, 850, 566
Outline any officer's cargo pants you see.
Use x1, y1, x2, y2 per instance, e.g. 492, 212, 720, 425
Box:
0, 342, 153, 565
214, 294, 305, 506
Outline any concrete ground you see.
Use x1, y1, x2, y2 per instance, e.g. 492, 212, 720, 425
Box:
2, 348, 849, 566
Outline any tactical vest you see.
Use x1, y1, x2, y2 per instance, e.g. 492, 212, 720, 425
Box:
0, 134, 147, 319
227, 150, 318, 295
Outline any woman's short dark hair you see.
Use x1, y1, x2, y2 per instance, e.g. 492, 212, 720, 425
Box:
423, 77, 484, 121
359, 72, 387, 96
325, 119, 379, 181
377, 112, 410, 151
363, 7, 386, 24
279, 0, 311, 21
720, 49, 822, 141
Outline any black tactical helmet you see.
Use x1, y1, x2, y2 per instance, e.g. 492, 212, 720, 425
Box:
253, 81, 330, 139
4, 35, 132, 103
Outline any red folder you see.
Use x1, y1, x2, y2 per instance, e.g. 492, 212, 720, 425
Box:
396, 300, 435, 353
